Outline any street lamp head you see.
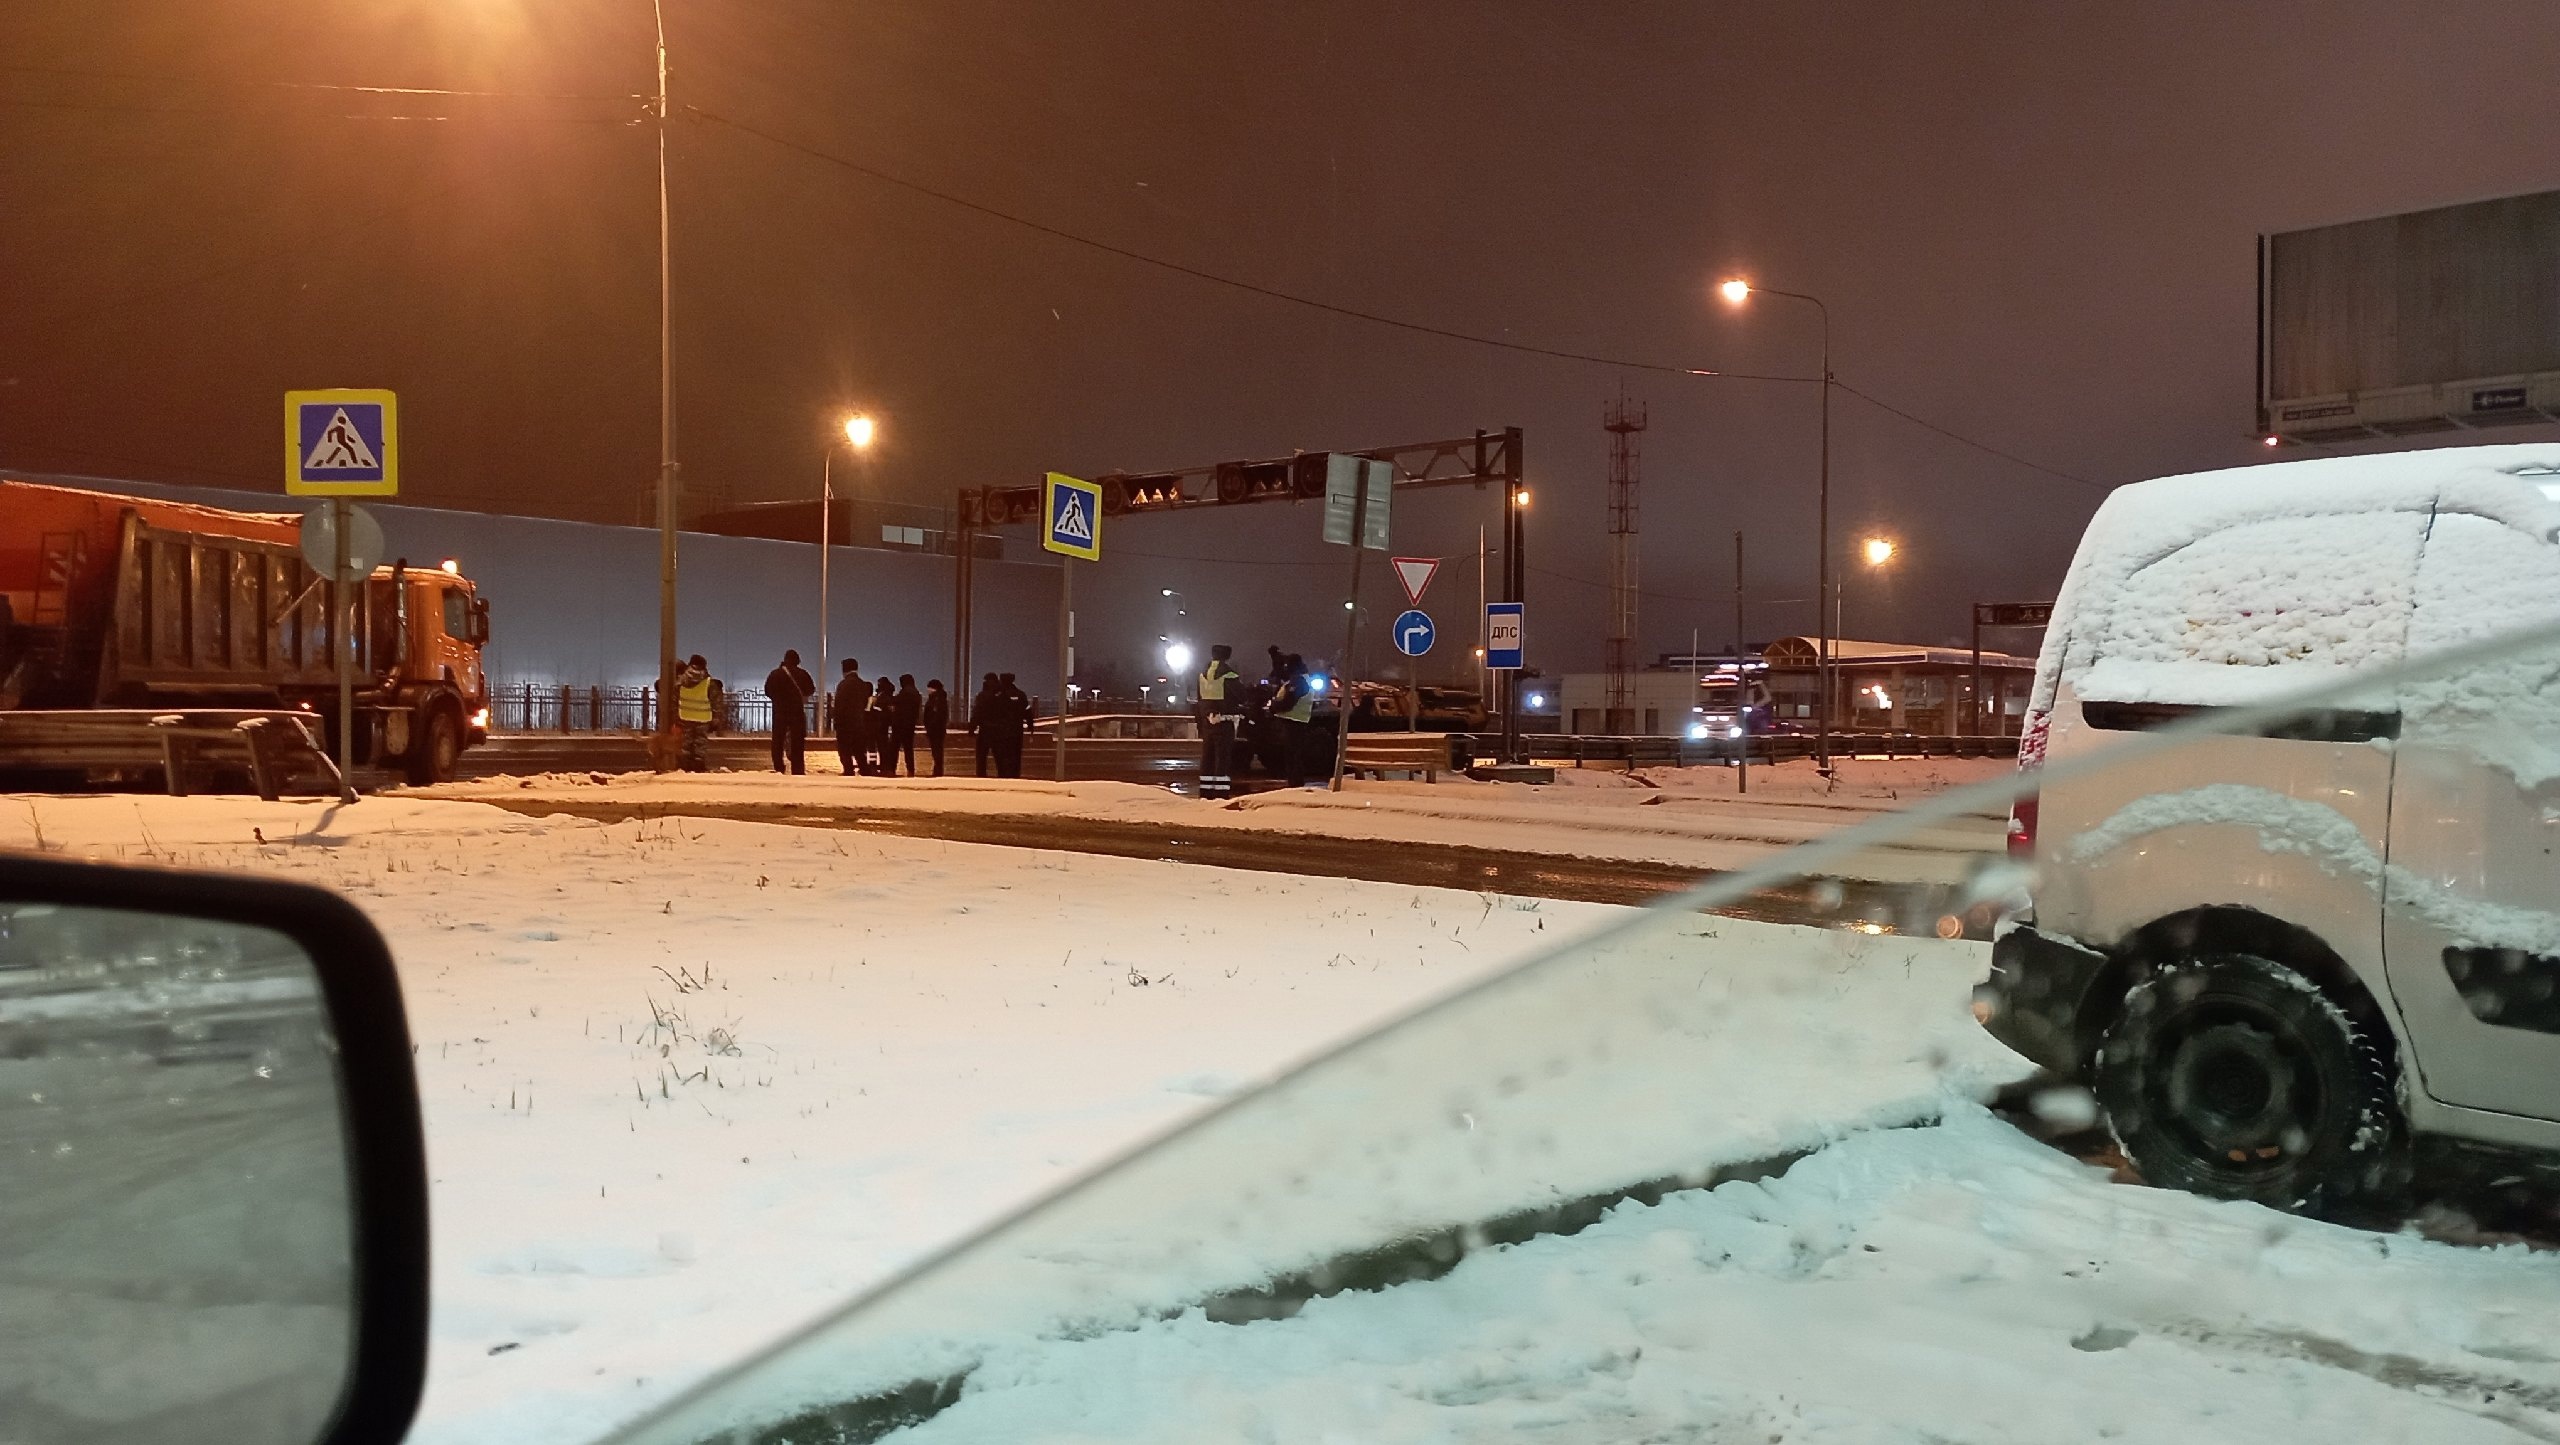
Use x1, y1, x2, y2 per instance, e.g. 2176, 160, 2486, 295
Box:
1512, 486, 1531, 509
843, 414, 876, 449
1718, 278, 1752, 304
1862, 536, 1896, 567
1163, 641, 1194, 673
1161, 587, 1175, 597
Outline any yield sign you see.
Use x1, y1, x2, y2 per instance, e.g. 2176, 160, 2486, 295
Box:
1391, 556, 1439, 606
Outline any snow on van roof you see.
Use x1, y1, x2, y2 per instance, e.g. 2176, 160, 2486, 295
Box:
2031, 443, 2560, 715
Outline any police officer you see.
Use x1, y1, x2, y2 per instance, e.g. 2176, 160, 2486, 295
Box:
1269, 653, 1317, 788
1195, 644, 1244, 799
675, 653, 715, 772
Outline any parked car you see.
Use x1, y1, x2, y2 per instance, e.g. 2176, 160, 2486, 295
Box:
1979, 442, 2560, 1214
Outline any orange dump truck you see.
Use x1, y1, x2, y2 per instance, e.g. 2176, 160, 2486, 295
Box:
0, 478, 490, 784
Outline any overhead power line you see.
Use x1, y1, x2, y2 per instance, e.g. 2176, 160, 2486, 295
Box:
685, 104, 2106, 493
682, 105, 1810, 386
0, 63, 641, 103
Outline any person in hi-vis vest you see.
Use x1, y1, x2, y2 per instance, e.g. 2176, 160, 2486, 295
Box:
1195, 644, 1245, 800
675, 654, 716, 772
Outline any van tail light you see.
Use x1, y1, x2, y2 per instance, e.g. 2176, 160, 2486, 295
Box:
2007, 794, 2039, 861
2007, 708, 2049, 861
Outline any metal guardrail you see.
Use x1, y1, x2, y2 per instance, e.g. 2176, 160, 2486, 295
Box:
487, 682, 796, 736
1038, 713, 1200, 740
1512, 732, 2020, 766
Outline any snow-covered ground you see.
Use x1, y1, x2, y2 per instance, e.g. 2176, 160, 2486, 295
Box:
418, 754, 2011, 883
11, 779, 2560, 1445
0, 793, 1608, 1443
898, 1109, 2560, 1443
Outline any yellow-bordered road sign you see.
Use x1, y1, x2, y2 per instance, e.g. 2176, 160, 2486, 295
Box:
286, 389, 398, 496
1042, 471, 1101, 560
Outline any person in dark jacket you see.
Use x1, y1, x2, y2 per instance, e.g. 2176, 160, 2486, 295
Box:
832, 660, 872, 777
923, 679, 951, 776
764, 649, 814, 774
991, 671, 1030, 778
889, 673, 923, 776
864, 675, 894, 777
970, 672, 1000, 777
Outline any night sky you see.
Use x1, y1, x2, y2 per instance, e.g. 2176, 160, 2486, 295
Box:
6, 2, 2558, 679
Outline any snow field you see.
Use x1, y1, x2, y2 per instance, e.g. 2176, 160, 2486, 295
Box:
903, 1111, 2560, 1443
0, 794, 1606, 1444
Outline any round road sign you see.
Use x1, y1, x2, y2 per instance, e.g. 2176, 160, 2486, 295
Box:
1392, 609, 1436, 657
300, 502, 386, 582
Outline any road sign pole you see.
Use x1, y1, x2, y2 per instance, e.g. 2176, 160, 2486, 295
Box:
1735, 530, 1748, 796
1328, 479, 1371, 793
334, 497, 353, 782
1055, 561, 1072, 782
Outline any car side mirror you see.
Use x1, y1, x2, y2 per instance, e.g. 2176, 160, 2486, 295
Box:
469, 599, 491, 646
0, 855, 428, 1445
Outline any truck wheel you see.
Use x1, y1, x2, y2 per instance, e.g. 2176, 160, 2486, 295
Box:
2094, 953, 2399, 1217
406, 703, 462, 786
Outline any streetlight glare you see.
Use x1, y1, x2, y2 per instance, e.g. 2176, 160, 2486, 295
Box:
1863, 536, 1896, 567
843, 414, 875, 449
1512, 486, 1531, 509
1719, 278, 1753, 304
1163, 641, 1194, 674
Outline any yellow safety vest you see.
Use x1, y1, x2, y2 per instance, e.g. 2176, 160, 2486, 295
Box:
677, 676, 714, 723
1279, 682, 1315, 724
1198, 661, 1238, 701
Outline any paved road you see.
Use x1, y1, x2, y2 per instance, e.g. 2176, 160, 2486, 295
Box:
465, 794, 1988, 938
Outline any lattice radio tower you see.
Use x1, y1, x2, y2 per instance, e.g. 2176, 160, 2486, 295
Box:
1604, 389, 1647, 731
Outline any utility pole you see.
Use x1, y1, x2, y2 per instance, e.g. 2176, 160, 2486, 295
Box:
1603, 390, 1646, 734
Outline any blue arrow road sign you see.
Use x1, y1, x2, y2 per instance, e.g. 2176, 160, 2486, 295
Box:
1392, 609, 1435, 657
1485, 601, 1524, 669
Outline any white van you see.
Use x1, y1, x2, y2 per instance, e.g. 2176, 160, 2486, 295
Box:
1980, 441, 2560, 1213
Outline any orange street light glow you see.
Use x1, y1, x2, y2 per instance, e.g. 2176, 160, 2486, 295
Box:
844, 414, 876, 448
1718, 278, 1752, 303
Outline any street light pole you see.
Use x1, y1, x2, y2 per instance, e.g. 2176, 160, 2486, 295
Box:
1719, 279, 1831, 775
820, 447, 832, 679
821, 414, 876, 698
652, 0, 679, 725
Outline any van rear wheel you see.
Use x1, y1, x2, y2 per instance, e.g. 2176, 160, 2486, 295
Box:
2094, 953, 2398, 1217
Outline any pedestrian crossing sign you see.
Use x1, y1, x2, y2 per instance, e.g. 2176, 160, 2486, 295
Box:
1042, 471, 1101, 560
285, 389, 398, 496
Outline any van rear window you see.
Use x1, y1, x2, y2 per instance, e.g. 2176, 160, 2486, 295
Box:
2079, 699, 2399, 742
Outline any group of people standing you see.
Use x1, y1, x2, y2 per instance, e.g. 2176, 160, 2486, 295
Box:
672, 643, 1323, 791
1195, 643, 1324, 797
740, 651, 1034, 780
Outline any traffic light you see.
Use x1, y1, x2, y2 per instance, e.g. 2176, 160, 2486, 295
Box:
971, 485, 1040, 527
1099, 472, 1186, 515
1289, 453, 1330, 498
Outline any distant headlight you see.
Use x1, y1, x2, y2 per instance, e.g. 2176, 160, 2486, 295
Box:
1687, 722, 1711, 741
1728, 725, 1743, 739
